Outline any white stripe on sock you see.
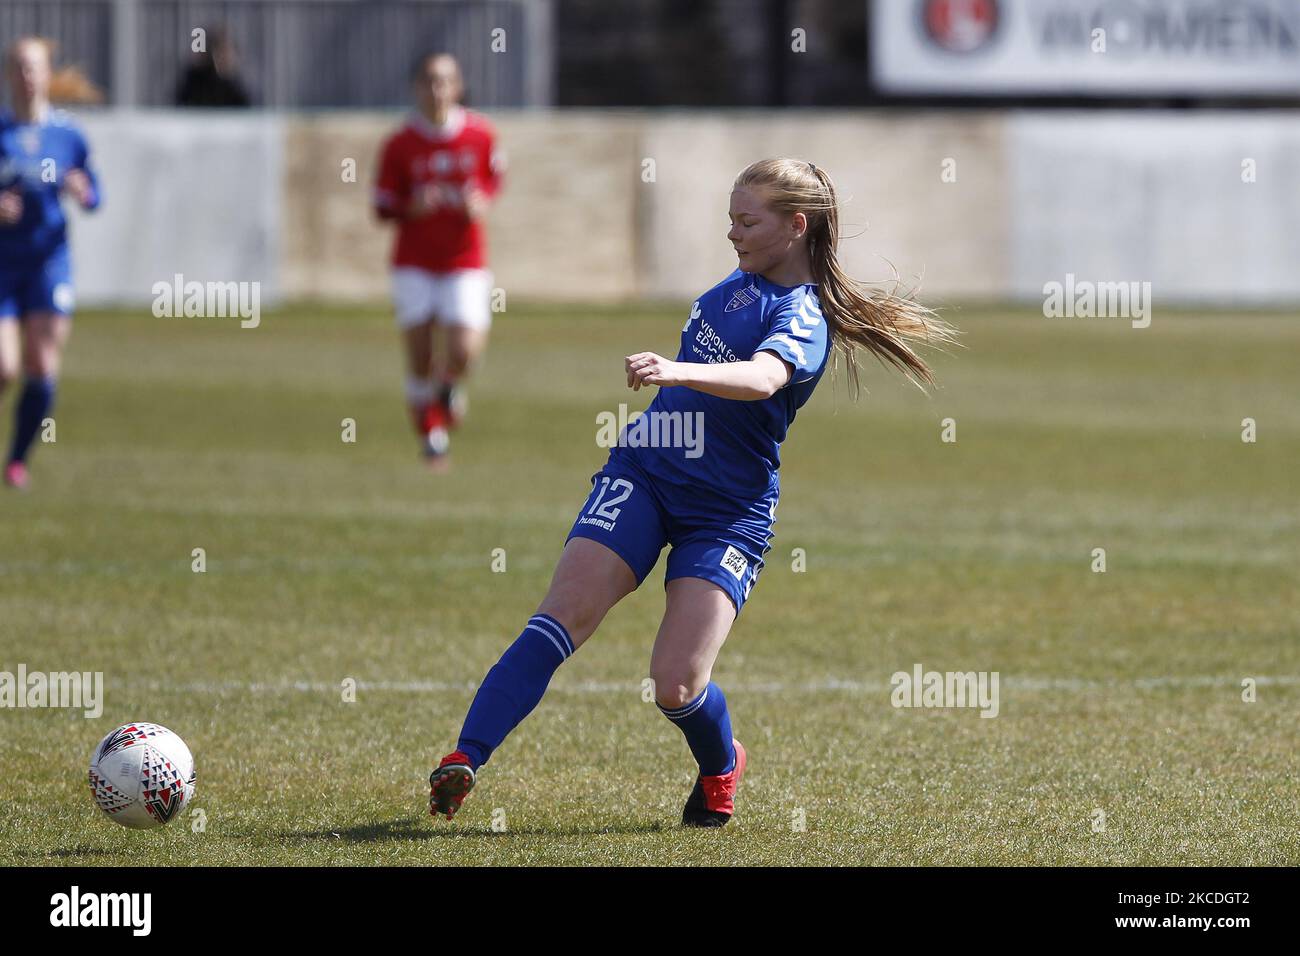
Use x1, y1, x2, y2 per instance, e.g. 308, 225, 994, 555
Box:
659, 686, 708, 719
523, 623, 569, 661
529, 615, 573, 657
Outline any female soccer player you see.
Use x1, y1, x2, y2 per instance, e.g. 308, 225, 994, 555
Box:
373, 52, 504, 469
0, 37, 101, 490
429, 158, 956, 826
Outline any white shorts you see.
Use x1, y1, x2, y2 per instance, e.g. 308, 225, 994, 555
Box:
390, 267, 493, 331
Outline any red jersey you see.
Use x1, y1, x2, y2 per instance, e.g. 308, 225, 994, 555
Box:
374, 108, 504, 272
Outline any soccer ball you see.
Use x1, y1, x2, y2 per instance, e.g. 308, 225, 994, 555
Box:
88, 723, 196, 829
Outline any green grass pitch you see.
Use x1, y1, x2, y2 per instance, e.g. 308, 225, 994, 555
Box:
1, 302, 1297, 866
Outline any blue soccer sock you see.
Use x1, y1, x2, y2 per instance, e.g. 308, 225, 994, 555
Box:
8, 376, 55, 465
456, 613, 574, 770
658, 682, 735, 776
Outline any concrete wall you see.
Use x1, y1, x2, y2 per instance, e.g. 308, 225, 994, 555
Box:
63, 109, 1300, 308
284, 109, 1008, 304
636, 111, 1009, 303
1007, 112, 1300, 303
74, 112, 283, 306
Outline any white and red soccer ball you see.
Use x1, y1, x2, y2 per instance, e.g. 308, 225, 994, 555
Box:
88, 723, 196, 829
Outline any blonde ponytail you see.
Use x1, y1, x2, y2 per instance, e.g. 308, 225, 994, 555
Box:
6, 37, 105, 105
734, 158, 957, 390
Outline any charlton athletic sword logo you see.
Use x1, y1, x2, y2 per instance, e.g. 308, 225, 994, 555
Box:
921, 0, 999, 54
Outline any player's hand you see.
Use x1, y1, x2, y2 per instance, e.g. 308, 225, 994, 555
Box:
626, 352, 683, 390
0, 189, 22, 224
63, 169, 94, 208
407, 183, 442, 219
464, 186, 490, 221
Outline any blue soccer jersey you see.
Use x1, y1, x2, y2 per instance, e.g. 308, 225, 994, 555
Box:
610, 269, 830, 502
0, 109, 101, 265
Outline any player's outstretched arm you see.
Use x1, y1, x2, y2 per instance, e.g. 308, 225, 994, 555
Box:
373, 136, 413, 222
68, 130, 102, 211
625, 350, 792, 401
63, 168, 98, 210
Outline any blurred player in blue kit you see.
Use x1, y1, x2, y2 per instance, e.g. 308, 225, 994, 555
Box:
429, 158, 956, 826
0, 37, 101, 490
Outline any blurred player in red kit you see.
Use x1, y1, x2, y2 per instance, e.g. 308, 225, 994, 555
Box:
374, 52, 504, 469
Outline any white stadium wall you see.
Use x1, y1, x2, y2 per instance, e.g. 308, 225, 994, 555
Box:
63, 109, 1300, 308
1007, 112, 1300, 304
72, 112, 283, 306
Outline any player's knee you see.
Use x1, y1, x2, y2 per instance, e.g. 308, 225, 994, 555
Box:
22, 353, 57, 379
447, 345, 473, 378
534, 593, 602, 645
650, 672, 705, 711
449, 329, 487, 375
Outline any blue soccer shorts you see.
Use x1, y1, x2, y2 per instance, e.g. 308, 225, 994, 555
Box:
566, 456, 775, 614
0, 246, 75, 319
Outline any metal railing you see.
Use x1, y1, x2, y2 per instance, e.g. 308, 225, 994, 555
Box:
0, 0, 551, 108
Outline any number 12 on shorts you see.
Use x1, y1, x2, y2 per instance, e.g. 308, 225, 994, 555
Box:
587, 477, 633, 523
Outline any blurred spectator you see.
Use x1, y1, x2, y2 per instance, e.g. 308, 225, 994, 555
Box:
175, 26, 252, 107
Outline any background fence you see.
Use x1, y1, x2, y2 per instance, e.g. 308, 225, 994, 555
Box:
9, 0, 1299, 109
1, 0, 547, 107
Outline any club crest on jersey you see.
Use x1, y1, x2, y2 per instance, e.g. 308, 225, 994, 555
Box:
724, 282, 759, 313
